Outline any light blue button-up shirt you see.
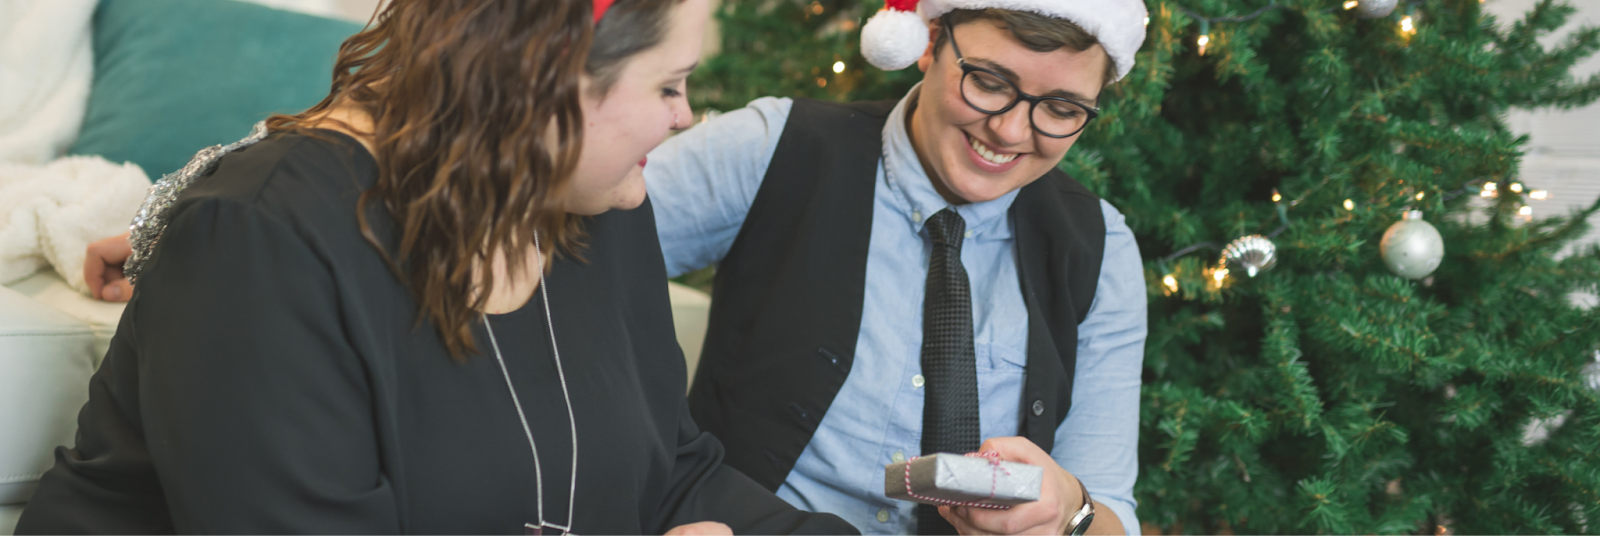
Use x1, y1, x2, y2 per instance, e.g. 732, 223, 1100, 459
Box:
645, 88, 1147, 535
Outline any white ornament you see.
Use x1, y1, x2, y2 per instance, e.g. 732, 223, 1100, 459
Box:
861, 8, 929, 71
1380, 211, 1445, 280
1352, 0, 1399, 19
1221, 235, 1277, 277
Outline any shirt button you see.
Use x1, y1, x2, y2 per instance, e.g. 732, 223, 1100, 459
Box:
912, 210, 923, 223
877, 509, 891, 523
912, 374, 925, 388
892, 450, 906, 463
1032, 400, 1046, 416
964, 230, 973, 238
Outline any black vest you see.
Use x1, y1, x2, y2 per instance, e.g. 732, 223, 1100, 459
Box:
687, 98, 1108, 490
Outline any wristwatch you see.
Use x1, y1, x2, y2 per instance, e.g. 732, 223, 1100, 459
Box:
1065, 477, 1095, 536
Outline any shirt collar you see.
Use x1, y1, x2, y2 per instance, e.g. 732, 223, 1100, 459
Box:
881, 83, 1019, 240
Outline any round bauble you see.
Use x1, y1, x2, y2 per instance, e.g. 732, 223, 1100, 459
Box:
1222, 235, 1277, 277
1352, 0, 1399, 18
1380, 211, 1444, 280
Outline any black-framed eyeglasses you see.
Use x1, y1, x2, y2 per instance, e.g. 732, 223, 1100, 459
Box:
943, 17, 1100, 139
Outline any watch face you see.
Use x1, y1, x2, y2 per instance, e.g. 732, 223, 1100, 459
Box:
1069, 512, 1095, 536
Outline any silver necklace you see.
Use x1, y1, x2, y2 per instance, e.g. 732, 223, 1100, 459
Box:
482, 231, 579, 536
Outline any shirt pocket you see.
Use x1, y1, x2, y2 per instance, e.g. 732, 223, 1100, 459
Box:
976, 343, 1028, 372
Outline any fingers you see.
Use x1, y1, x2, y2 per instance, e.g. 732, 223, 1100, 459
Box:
978, 436, 1054, 465
85, 233, 134, 301
944, 437, 1079, 535
101, 278, 134, 303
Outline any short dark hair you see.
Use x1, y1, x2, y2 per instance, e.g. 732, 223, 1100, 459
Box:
933, 9, 1118, 87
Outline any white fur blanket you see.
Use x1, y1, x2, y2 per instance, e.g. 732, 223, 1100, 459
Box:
0, 0, 349, 294
0, 0, 149, 293
0, 157, 148, 289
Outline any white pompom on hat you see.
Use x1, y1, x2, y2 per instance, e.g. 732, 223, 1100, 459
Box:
859, 0, 1148, 82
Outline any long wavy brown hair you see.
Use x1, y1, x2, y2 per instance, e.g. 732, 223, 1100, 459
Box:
266, 0, 679, 359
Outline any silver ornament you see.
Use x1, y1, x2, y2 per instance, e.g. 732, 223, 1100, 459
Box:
1221, 235, 1277, 277
1380, 210, 1445, 280
1351, 0, 1398, 19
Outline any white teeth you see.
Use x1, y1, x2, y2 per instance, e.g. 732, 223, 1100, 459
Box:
968, 135, 1018, 165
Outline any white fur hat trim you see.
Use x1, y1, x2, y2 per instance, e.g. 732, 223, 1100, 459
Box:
861, 8, 930, 71
860, 0, 1147, 81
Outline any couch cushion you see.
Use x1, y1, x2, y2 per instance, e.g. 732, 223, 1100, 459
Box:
0, 504, 22, 535
68, 0, 361, 179
0, 286, 96, 506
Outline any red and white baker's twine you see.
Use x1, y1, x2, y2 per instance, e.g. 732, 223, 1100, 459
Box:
903, 452, 1014, 510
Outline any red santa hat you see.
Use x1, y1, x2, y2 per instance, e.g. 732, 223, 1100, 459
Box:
860, 0, 1147, 82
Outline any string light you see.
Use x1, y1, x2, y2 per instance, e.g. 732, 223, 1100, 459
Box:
1400, 15, 1415, 33
1481, 182, 1497, 197
1163, 274, 1179, 292
1344, 199, 1355, 210
1510, 182, 1524, 193
1343, 0, 1359, 9
1519, 205, 1533, 216
1415, 191, 1426, 200
1213, 267, 1230, 283
1197, 20, 1211, 56
1272, 189, 1283, 203
832, 61, 845, 74
816, 77, 827, 88
1531, 190, 1549, 200
1144, 16, 1150, 26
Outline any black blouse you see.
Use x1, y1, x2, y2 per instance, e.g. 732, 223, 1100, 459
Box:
16, 132, 855, 535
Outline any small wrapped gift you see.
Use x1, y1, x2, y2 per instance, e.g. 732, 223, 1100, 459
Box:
884, 453, 1043, 508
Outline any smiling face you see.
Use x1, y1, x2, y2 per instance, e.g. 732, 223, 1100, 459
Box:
909, 17, 1110, 205
561, 0, 708, 216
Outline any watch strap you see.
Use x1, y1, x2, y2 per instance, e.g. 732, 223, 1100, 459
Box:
1065, 477, 1095, 536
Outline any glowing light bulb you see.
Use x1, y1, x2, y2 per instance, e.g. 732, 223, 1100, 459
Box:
1531, 190, 1549, 200
1344, 0, 1359, 9
1344, 199, 1355, 211
832, 61, 845, 74
1511, 182, 1524, 193
1213, 268, 1229, 283
1416, 191, 1426, 200
1272, 190, 1283, 203
1144, 16, 1150, 26
1519, 205, 1533, 216
1485, 182, 1498, 191
1197, 34, 1210, 55
1400, 15, 1415, 34
1163, 274, 1178, 292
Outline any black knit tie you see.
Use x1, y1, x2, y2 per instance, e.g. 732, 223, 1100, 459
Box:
917, 209, 979, 535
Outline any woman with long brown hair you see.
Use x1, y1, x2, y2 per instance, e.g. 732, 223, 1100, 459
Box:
16, 1, 854, 533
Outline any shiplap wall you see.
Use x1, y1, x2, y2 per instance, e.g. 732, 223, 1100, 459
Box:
1485, 0, 1600, 254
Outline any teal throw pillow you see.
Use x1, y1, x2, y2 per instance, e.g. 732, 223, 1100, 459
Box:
69, 0, 362, 180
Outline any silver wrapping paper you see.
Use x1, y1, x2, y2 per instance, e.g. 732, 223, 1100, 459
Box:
884, 453, 1043, 507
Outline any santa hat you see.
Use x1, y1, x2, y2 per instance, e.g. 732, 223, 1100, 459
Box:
860, 0, 1147, 82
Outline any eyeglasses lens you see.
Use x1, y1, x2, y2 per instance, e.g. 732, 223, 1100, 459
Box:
960, 70, 1089, 138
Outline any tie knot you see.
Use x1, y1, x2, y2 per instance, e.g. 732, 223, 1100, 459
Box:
926, 209, 966, 247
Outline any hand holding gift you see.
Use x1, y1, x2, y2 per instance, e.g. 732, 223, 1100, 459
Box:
936, 437, 1109, 535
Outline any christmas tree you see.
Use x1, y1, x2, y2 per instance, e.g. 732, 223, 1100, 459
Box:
690, 0, 1600, 533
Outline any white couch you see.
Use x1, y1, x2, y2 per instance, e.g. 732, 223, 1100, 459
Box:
0, 269, 710, 534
